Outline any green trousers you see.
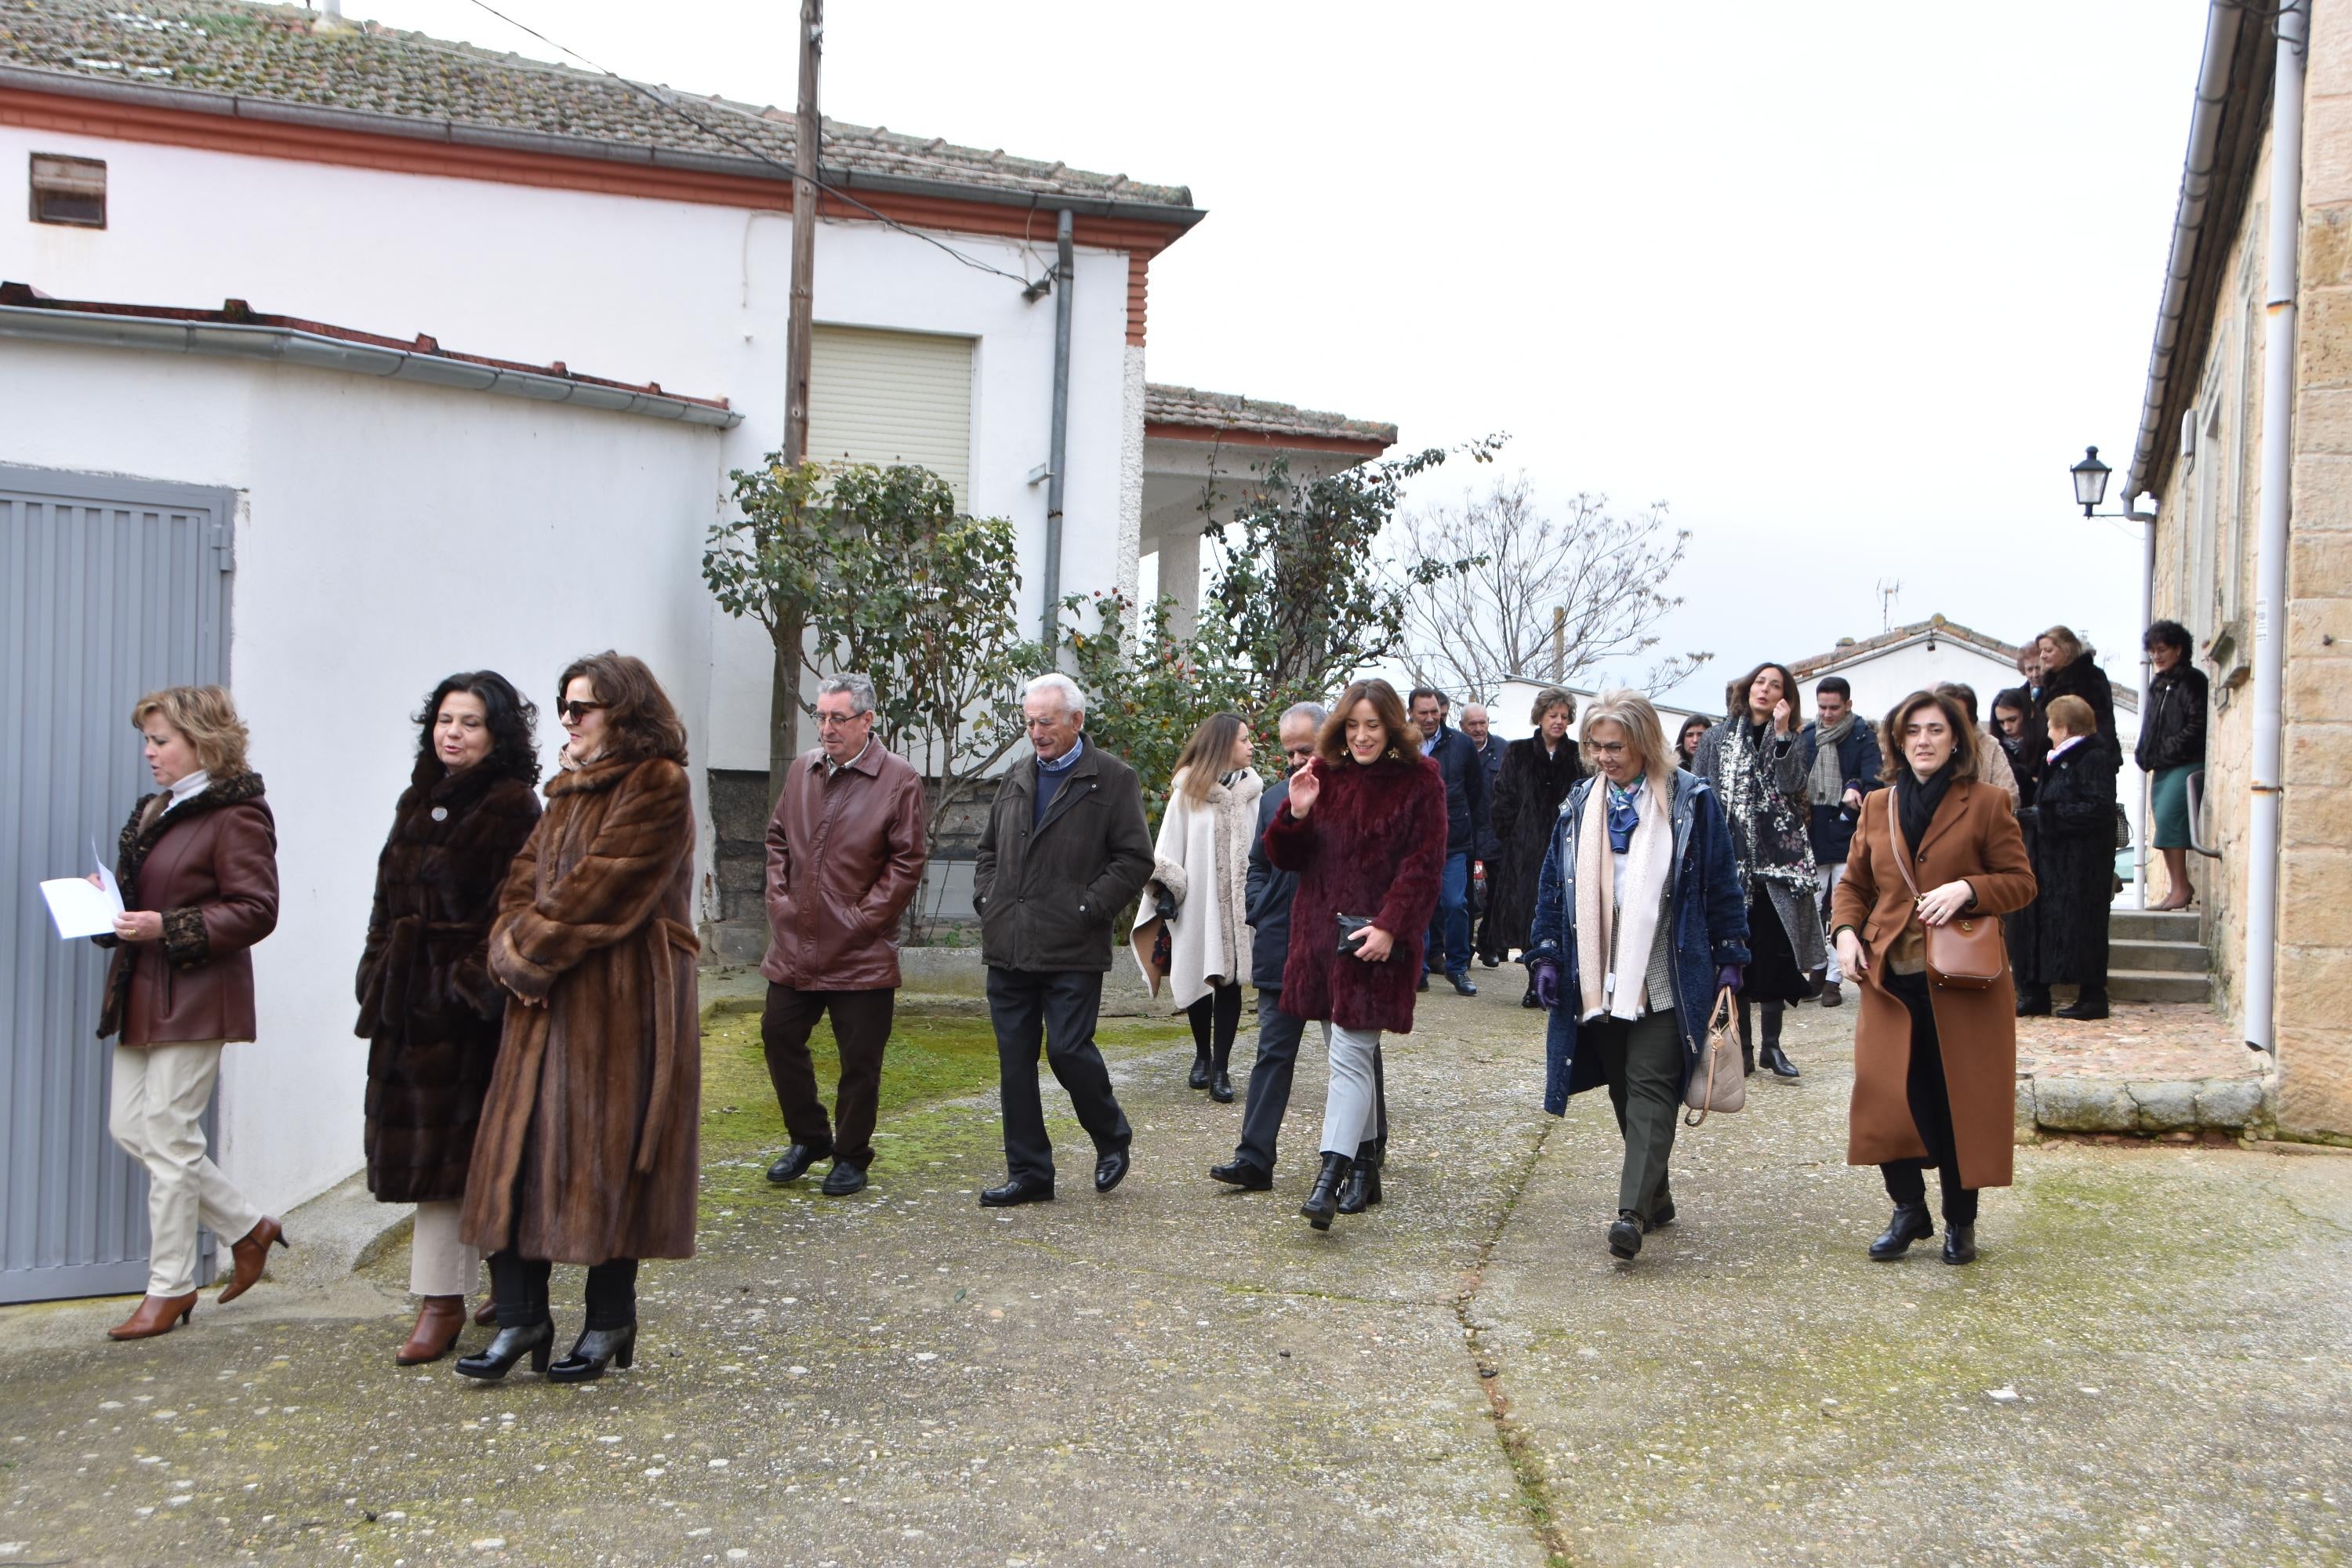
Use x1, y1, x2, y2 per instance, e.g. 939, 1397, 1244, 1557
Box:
1586, 1008, 1682, 1219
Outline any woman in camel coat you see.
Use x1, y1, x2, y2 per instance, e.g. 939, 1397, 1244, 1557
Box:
1139, 713, 1263, 1103
1832, 689, 2034, 1267
457, 652, 699, 1385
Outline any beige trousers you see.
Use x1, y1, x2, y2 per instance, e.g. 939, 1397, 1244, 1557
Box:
408, 1200, 481, 1298
107, 1042, 263, 1297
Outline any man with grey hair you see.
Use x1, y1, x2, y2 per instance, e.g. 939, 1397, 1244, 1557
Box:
1461, 702, 1507, 967
760, 673, 929, 1197
1210, 700, 1388, 1210
971, 671, 1155, 1206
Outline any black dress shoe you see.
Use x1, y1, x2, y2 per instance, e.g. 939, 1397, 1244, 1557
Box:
1094, 1145, 1131, 1194
1645, 1195, 1676, 1232
1759, 1043, 1800, 1079
454, 1319, 554, 1381
2016, 986, 2053, 1017
1520, 989, 1541, 1009
1210, 1072, 1235, 1104
820, 1160, 866, 1196
546, 1323, 637, 1384
978, 1177, 1054, 1207
1417, 973, 1430, 993
1608, 1210, 1643, 1260
1941, 1225, 1978, 1265
2055, 991, 2110, 1021
1480, 954, 1501, 969
1188, 1057, 1211, 1090
1336, 1160, 1382, 1214
765, 1142, 831, 1185
1208, 1158, 1272, 1190
1299, 1152, 1352, 1230
1448, 971, 1478, 996
1867, 1202, 1935, 1261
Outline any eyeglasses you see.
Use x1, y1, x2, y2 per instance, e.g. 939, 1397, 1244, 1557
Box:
815, 710, 869, 730
1585, 741, 1628, 757
558, 701, 607, 723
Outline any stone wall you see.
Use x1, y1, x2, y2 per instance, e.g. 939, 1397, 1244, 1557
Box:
2280, 2, 2352, 1136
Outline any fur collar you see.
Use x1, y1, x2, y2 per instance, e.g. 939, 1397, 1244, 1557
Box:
117, 770, 267, 876
545, 751, 665, 800
408, 750, 535, 811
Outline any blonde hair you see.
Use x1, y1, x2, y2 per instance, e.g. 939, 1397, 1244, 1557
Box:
1579, 688, 1668, 781
2038, 625, 2085, 669
2045, 694, 2096, 739
130, 685, 251, 778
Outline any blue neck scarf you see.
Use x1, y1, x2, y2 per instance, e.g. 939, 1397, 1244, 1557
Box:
1605, 775, 1646, 853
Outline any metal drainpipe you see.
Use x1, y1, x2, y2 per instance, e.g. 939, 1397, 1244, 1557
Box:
1040, 209, 1074, 647
2245, 2, 2307, 1055
2125, 491, 2158, 910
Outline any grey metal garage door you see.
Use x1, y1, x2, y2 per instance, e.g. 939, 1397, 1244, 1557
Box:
2, 465, 234, 1304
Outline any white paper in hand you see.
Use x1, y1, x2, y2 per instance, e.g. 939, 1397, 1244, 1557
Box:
39, 844, 125, 939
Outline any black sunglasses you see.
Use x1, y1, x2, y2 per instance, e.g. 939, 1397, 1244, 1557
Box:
559, 700, 608, 723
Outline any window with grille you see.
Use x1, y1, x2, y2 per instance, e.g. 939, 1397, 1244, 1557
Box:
29, 154, 105, 228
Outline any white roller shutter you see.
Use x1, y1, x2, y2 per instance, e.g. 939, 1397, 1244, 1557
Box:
807, 325, 975, 508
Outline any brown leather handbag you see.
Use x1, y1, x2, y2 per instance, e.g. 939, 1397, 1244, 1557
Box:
1884, 793, 2006, 990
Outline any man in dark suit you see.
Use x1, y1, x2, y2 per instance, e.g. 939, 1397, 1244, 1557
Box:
1462, 702, 1507, 967
1210, 702, 1388, 1212
971, 673, 1155, 1207
1410, 688, 1487, 995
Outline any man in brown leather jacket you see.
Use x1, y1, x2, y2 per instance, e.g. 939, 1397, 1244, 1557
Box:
760, 673, 929, 1196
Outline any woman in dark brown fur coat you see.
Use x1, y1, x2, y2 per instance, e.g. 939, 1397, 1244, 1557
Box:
458, 652, 699, 1385
357, 671, 543, 1365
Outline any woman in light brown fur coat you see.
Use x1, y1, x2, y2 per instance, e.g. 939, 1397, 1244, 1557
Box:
457, 652, 699, 1385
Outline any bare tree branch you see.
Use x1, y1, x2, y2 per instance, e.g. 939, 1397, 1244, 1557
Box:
1395, 474, 1710, 700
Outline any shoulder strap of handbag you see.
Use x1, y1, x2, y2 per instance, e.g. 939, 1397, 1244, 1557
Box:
1885, 787, 1925, 902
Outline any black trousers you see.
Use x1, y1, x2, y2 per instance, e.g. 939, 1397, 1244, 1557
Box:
761, 983, 894, 1170
1186, 983, 1243, 1072
988, 967, 1131, 1186
489, 1250, 638, 1331
1232, 989, 1385, 1174
1878, 970, 1980, 1227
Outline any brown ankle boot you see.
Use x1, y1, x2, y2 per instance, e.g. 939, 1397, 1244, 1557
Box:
473, 1294, 499, 1327
217, 1216, 287, 1304
107, 1292, 198, 1341
396, 1295, 467, 1365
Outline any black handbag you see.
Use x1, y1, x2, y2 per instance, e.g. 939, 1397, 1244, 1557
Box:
1335, 913, 1374, 957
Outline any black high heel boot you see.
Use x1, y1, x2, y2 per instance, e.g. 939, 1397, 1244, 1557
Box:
1188, 1054, 1211, 1091
1759, 1002, 1799, 1078
1867, 1203, 1934, 1261
453, 1319, 554, 1381
547, 1323, 637, 1383
1338, 1142, 1384, 1214
1299, 1152, 1352, 1231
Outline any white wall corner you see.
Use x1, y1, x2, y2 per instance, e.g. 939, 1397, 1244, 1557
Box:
1117, 343, 1147, 642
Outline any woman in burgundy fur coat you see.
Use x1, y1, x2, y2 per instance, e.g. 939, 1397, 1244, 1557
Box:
1265, 678, 1446, 1230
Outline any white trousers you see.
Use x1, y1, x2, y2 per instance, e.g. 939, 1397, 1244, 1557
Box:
1817, 862, 1848, 982
1319, 1022, 1383, 1156
408, 1200, 481, 1298
107, 1042, 263, 1297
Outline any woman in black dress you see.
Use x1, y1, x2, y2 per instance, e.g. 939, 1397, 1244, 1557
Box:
1487, 687, 1585, 1006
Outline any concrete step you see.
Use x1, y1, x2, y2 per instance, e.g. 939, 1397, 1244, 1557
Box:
2107, 968, 2213, 1004
2108, 938, 2213, 975
2109, 908, 2203, 942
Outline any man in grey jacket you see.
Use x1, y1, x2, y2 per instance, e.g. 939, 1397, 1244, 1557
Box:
971, 673, 1155, 1207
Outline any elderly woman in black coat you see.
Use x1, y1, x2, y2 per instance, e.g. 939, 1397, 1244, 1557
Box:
356, 672, 543, 1364
2033, 626, 2118, 752
1488, 686, 1584, 1007
2018, 694, 2118, 1020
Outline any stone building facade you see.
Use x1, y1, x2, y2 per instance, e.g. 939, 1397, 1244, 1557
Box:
2129, 2, 2352, 1138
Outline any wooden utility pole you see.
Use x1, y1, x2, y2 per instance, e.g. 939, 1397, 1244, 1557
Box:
771, 0, 822, 805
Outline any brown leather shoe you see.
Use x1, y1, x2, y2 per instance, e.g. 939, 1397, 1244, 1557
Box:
107, 1292, 198, 1341
473, 1294, 498, 1327
216, 1216, 287, 1304
396, 1295, 467, 1365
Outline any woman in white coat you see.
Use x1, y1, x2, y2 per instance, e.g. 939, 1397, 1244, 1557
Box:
1144, 713, 1262, 1102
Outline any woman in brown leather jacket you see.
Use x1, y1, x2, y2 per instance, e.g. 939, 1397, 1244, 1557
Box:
457, 653, 700, 1385
356, 671, 542, 1365
95, 686, 285, 1341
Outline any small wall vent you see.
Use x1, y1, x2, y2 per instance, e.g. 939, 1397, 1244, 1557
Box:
29, 154, 106, 229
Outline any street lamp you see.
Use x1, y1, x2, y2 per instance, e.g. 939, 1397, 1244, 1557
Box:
2070, 445, 2111, 516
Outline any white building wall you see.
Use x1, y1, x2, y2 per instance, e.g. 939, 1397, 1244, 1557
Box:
4, 341, 722, 1216
0, 125, 1143, 771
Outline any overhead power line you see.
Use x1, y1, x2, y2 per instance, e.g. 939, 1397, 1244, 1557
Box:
456, 0, 1049, 291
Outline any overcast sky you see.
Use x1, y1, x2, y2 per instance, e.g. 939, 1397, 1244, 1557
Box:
352, 0, 2209, 711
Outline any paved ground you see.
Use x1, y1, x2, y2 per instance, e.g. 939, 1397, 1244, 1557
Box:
3, 982, 2349, 1566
